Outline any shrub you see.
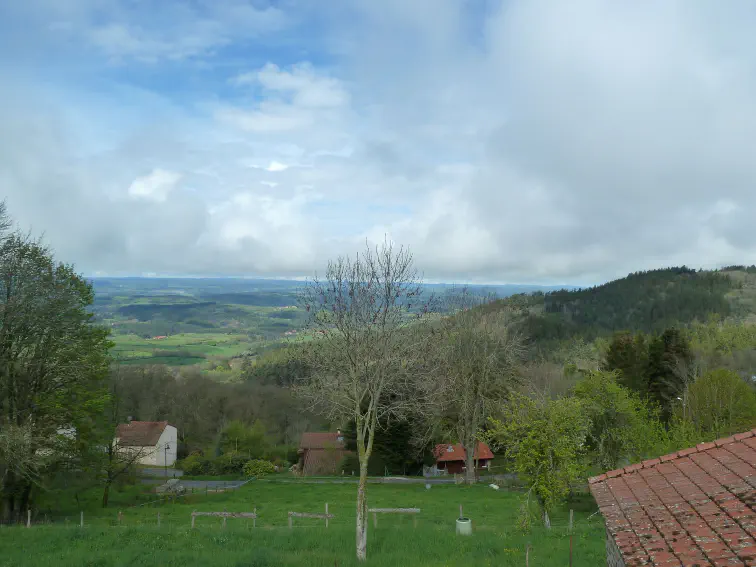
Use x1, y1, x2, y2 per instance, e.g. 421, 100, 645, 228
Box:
244, 459, 276, 478
211, 452, 248, 476
177, 453, 211, 476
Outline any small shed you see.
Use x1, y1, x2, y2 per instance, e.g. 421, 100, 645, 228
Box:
589, 428, 756, 567
298, 431, 352, 476
433, 442, 494, 475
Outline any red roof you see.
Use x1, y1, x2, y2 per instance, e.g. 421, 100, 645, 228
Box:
589, 429, 756, 567
299, 432, 345, 450
434, 442, 494, 462
115, 421, 169, 447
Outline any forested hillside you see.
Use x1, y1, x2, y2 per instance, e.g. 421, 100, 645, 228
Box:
502, 267, 754, 344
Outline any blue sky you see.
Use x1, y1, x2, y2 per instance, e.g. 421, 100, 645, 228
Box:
2, 1, 756, 284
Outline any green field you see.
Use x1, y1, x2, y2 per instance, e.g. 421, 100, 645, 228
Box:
110, 333, 259, 367
5, 481, 604, 566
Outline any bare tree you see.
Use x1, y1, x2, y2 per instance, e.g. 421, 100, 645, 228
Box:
295, 241, 435, 562
432, 291, 525, 484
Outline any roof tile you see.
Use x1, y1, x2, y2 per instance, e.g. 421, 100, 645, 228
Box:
115, 421, 169, 447
590, 429, 756, 567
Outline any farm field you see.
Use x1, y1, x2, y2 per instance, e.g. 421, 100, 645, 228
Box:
4, 481, 604, 567
90, 277, 563, 369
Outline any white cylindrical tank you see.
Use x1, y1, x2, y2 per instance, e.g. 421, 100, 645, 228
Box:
456, 517, 472, 535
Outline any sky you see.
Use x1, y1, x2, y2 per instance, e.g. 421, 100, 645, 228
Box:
2, 1, 756, 285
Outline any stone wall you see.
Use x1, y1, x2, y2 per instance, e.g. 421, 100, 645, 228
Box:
606, 527, 626, 567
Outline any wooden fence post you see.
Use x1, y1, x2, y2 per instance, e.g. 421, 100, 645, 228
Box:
80, 511, 84, 528
191, 511, 196, 529
569, 509, 574, 532
373, 512, 377, 528
157, 512, 161, 527
325, 504, 329, 528
26, 509, 31, 528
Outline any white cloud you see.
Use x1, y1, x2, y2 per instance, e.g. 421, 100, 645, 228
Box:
5, 1, 756, 284
265, 161, 289, 172
127, 169, 182, 202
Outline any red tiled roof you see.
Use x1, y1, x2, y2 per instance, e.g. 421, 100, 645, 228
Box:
115, 421, 168, 447
433, 442, 494, 462
589, 429, 756, 567
299, 432, 344, 450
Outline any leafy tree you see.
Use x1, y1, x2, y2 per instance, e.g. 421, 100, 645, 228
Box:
220, 420, 269, 458
678, 369, 756, 438
573, 371, 662, 470
485, 393, 590, 527
0, 218, 111, 521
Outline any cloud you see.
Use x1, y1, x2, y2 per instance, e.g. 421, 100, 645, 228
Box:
128, 169, 182, 202
3, 1, 756, 284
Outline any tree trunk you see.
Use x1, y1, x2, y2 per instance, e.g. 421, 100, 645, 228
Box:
102, 480, 111, 508
356, 459, 368, 562
464, 440, 476, 485
18, 483, 31, 518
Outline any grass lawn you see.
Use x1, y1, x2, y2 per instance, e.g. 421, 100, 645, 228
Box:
3, 481, 605, 566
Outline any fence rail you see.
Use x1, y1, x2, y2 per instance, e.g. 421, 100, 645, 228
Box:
369, 507, 421, 528
191, 509, 258, 528
288, 504, 333, 528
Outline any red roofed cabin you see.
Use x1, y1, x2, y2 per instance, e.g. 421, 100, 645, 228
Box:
298, 431, 352, 476
434, 442, 494, 475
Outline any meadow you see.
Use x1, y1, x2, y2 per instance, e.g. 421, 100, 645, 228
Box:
4, 481, 605, 567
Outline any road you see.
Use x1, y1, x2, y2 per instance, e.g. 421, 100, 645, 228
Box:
138, 470, 517, 490
140, 467, 184, 478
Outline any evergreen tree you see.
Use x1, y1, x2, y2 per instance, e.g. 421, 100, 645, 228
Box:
604, 331, 649, 393
647, 328, 693, 420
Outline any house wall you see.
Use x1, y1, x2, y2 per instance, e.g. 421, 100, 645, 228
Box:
438, 459, 491, 475
118, 444, 157, 466
155, 425, 178, 467
606, 528, 626, 567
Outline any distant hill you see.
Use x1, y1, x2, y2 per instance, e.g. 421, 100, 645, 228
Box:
498, 267, 756, 343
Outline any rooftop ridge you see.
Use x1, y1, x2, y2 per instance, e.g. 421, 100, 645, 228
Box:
588, 428, 756, 484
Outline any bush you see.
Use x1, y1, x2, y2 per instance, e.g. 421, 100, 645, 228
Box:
212, 452, 248, 476
243, 459, 276, 478
177, 453, 211, 476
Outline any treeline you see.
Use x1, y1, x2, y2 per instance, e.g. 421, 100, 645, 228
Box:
507, 267, 736, 343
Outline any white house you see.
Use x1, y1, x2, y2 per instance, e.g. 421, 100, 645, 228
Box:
115, 420, 178, 467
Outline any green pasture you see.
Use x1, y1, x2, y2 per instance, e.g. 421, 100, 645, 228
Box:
110, 333, 257, 366
7, 481, 605, 566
